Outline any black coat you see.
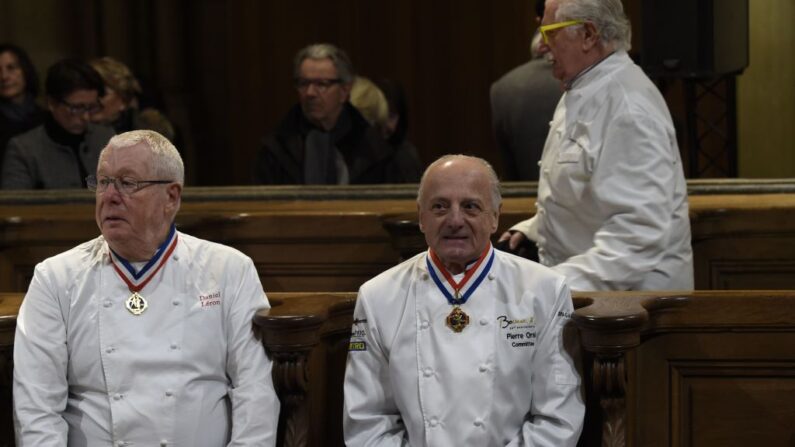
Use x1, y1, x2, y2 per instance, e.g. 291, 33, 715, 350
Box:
254, 103, 421, 185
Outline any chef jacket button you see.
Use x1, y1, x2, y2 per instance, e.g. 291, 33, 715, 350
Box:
479, 318, 489, 326
421, 272, 429, 280
160, 440, 169, 446
420, 320, 429, 330
105, 347, 114, 354
429, 417, 439, 427
172, 254, 179, 261
116, 441, 125, 447
170, 343, 178, 350
537, 160, 543, 166
103, 300, 112, 308
479, 364, 489, 373
423, 367, 433, 377
113, 393, 123, 401
172, 300, 180, 306
165, 390, 174, 397
474, 418, 484, 427
488, 273, 495, 280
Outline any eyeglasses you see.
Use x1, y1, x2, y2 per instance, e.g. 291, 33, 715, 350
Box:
294, 78, 342, 93
86, 175, 173, 196
539, 20, 584, 44
59, 100, 102, 116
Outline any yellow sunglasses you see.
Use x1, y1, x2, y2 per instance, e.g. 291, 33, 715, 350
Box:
539, 20, 584, 44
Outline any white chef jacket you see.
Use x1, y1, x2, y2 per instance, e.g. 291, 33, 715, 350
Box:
13, 231, 279, 446
512, 51, 694, 291
344, 246, 584, 446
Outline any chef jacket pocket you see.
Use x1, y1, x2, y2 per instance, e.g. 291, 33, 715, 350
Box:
548, 122, 592, 207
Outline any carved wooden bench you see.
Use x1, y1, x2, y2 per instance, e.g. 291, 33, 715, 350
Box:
255, 291, 795, 447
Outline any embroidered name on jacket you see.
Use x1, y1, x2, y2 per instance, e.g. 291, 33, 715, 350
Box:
497, 314, 536, 348
199, 291, 221, 308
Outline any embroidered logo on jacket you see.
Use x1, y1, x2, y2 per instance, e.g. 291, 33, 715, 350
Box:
497, 314, 536, 348
348, 318, 368, 352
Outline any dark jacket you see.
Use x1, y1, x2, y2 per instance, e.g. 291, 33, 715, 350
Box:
1, 116, 115, 189
254, 103, 421, 185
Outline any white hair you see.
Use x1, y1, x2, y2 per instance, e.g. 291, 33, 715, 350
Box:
101, 130, 185, 185
556, 0, 631, 52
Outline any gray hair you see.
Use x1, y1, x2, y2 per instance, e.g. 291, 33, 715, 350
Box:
555, 0, 631, 52
101, 130, 185, 185
293, 43, 355, 84
417, 154, 502, 209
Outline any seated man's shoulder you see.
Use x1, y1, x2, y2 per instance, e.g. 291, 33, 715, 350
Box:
177, 232, 253, 266
36, 236, 106, 278
7, 124, 47, 149
495, 249, 566, 285
359, 253, 424, 299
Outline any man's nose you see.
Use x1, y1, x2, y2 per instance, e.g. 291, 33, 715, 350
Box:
446, 206, 466, 226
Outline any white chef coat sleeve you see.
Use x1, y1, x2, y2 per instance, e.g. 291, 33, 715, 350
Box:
509, 279, 584, 446
553, 112, 680, 290
510, 214, 539, 242
225, 258, 280, 446
343, 288, 408, 447
13, 263, 70, 446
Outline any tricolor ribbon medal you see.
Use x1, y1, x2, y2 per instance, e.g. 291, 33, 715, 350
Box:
426, 245, 495, 333
109, 225, 178, 316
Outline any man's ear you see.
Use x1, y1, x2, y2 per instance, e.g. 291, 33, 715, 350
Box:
417, 202, 425, 233
581, 22, 600, 51
165, 183, 182, 215
46, 96, 57, 113
340, 82, 353, 102
491, 204, 501, 233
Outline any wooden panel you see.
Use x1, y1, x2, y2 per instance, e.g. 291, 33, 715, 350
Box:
635, 333, 795, 447
1, 183, 795, 293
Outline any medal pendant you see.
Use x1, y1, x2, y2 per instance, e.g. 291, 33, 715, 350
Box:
446, 306, 470, 333
125, 291, 148, 316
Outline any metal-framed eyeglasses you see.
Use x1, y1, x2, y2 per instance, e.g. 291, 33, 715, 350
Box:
59, 100, 102, 116
539, 20, 584, 44
86, 175, 173, 196
294, 78, 342, 93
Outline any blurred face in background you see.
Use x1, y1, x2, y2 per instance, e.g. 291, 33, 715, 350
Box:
296, 57, 351, 131
48, 89, 101, 135
92, 86, 127, 124
0, 51, 26, 103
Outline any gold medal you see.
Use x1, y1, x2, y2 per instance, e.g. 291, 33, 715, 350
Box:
446, 306, 470, 333
125, 291, 148, 315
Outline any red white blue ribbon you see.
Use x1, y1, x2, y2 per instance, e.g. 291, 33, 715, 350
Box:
110, 225, 178, 293
426, 244, 494, 305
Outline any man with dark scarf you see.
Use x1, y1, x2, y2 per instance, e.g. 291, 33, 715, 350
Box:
2, 58, 114, 189
254, 43, 420, 185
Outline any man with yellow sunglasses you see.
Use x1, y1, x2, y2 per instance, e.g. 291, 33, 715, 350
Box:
500, 0, 693, 292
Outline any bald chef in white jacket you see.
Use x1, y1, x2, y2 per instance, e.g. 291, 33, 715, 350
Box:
13, 130, 279, 446
344, 155, 584, 446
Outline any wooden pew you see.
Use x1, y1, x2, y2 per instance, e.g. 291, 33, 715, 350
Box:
255, 291, 795, 447
0, 291, 793, 446
1, 180, 795, 293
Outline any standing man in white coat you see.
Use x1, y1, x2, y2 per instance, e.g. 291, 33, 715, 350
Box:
344, 154, 584, 446
499, 0, 693, 291
13, 130, 279, 446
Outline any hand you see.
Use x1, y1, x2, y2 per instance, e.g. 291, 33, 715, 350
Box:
498, 230, 527, 251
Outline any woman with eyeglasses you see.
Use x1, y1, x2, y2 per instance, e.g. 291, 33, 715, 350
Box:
1, 57, 115, 189
0, 43, 46, 168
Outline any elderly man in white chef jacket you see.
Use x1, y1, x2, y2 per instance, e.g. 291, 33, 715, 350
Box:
343, 154, 584, 446
13, 130, 279, 446
499, 0, 693, 291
